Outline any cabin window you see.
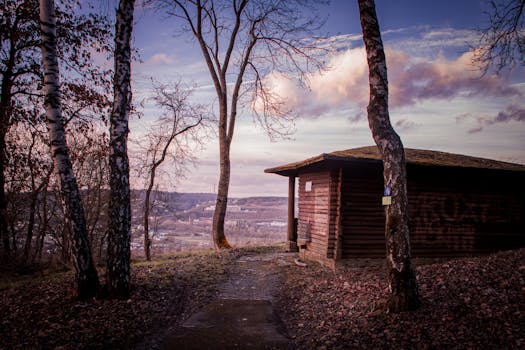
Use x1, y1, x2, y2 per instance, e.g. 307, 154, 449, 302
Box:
305, 181, 312, 192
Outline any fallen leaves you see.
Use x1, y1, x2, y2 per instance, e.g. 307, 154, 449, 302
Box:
2, 246, 523, 349
0, 249, 245, 349
275, 248, 525, 349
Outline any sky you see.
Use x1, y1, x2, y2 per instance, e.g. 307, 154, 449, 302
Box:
126, 0, 525, 197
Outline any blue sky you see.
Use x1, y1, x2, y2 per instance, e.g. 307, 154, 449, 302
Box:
126, 0, 525, 197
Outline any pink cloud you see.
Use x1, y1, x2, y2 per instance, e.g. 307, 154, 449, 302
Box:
309, 48, 369, 107
146, 53, 176, 65
387, 50, 521, 107
262, 47, 522, 123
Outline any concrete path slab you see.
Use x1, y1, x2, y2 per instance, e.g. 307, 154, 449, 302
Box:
161, 299, 289, 349
160, 252, 295, 350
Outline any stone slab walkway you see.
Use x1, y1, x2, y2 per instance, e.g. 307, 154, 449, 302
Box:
161, 252, 295, 350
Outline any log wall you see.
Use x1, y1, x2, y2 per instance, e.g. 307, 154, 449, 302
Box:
297, 171, 329, 260
340, 164, 385, 258
296, 161, 525, 261
407, 165, 525, 257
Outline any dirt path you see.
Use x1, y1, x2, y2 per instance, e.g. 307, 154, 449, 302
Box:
160, 251, 297, 350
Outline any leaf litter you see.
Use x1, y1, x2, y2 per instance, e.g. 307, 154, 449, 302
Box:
274, 247, 525, 349
1, 246, 524, 349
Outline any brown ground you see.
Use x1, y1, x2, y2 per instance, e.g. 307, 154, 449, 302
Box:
0, 248, 247, 349
275, 247, 525, 349
1, 245, 524, 349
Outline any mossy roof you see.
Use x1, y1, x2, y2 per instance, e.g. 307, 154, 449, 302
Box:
264, 146, 525, 176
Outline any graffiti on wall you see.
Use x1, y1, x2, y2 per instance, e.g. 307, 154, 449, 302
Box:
410, 191, 521, 250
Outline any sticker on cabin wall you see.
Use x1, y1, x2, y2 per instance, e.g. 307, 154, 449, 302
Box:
383, 185, 392, 205
305, 181, 312, 192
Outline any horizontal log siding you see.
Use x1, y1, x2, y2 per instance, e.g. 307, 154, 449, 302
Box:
341, 164, 385, 258
298, 171, 332, 260
339, 162, 525, 259
407, 166, 525, 256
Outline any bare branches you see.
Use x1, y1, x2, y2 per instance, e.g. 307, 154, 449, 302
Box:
151, 0, 327, 248
474, 0, 525, 73
153, 0, 327, 138
132, 81, 213, 188
131, 81, 212, 259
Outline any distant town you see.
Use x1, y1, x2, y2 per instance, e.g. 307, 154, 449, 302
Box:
130, 191, 288, 255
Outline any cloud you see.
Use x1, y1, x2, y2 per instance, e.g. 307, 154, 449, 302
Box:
309, 48, 369, 107
490, 105, 525, 124
145, 53, 176, 65
387, 49, 521, 107
260, 43, 522, 125
394, 119, 417, 131
311, 34, 363, 52
254, 48, 369, 118
420, 28, 479, 48
459, 104, 525, 133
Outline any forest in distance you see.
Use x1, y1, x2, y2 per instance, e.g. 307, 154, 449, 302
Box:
4, 187, 288, 265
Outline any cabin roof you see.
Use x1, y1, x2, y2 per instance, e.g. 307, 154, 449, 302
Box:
264, 146, 525, 176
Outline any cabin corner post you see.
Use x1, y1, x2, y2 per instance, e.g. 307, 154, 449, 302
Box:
287, 176, 298, 252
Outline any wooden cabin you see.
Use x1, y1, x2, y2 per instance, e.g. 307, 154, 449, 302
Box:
265, 146, 525, 267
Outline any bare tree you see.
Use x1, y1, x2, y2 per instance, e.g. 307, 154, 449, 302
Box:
39, 0, 100, 298
357, 0, 420, 312
69, 125, 110, 264
23, 129, 54, 262
106, 0, 135, 299
1, 0, 112, 259
135, 82, 210, 260
156, 0, 325, 249
474, 0, 524, 72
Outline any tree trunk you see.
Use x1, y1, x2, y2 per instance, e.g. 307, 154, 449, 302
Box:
39, 0, 99, 299
106, 0, 135, 299
33, 182, 51, 264
357, 0, 420, 312
0, 149, 8, 258
143, 174, 154, 261
24, 169, 52, 262
0, 55, 13, 259
212, 125, 232, 249
24, 193, 38, 261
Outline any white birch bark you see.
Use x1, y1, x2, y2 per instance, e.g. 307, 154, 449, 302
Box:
106, 0, 135, 298
39, 0, 99, 299
357, 0, 420, 311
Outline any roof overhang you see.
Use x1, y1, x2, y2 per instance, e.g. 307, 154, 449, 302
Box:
264, 153, 379, 177
264, 146, 525, 177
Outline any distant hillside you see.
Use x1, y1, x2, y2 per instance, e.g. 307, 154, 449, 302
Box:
233, 197, 288, 206
132, 190, 217, 211
132, 190, 287, 211
129, 190, 288, 254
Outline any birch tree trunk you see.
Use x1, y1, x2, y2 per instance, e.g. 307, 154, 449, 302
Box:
106, 0, 135, 299
357, 0, 420, 312
39, 0, 99, 299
